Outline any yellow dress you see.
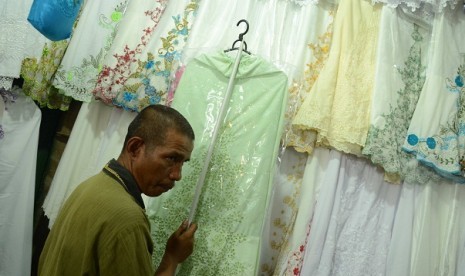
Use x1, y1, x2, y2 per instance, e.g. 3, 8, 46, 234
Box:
292, 0, 381, 156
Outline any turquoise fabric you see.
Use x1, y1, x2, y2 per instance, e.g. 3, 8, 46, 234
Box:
145, 51, 288, 275
27, 0, 83, 41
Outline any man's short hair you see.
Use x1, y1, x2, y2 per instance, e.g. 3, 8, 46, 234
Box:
123, 105, 195, 151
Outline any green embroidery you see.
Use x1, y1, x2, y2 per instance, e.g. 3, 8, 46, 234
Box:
149, 125, 250, 275
53, 1, 128, 102
363, 24, 435, 183
21, 41, 72, 111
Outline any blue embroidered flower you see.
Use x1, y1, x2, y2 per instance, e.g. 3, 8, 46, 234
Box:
141, 78, 150, 86
426, 137, 436, 149
122, 91, 135, 102
145, 85, 156, 96
407, 134, 419, 146
149, 94, 161, 105
145, 60, 155, 69
455, 75, 464, 87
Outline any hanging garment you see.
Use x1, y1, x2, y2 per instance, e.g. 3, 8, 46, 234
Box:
408, 179, 465, 276
292, 0, 382, 156
144, 51, 288, 276
27, 0, 83, 41
93, 0, 200, 111
52, 0, 129, 102
259, 147, 326, 276
42, 101, 136, 227
370, 0, 459, 14
362, 6, 437, 184
299, 149, 402, 276
0, 87, 41, 276
284, 5, 335, 154
21, 41, 73, 110
402, 6, 465, 183
0, 0, 47, 89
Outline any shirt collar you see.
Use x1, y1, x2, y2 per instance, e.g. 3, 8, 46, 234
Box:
103, 159, 145, 209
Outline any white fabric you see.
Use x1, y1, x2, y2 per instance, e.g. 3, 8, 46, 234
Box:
0, 87, 41, 276
52, 0, 128, 102
181, 0, 336, 80
299, 149, 402, 276
42, 101, 136, 227
0, 0, 46, 79
409, 179, 465, 276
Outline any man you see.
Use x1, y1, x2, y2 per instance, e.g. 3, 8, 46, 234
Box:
39, 105, 198, 275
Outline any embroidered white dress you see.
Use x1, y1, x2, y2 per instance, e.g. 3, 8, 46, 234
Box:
93, 0, 200, 111
362, 6, 436, 183
402, 6, 465, 183
52, 0, 129, 102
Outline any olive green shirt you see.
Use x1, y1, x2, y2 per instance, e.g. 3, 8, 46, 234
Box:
39, 161, 154, 275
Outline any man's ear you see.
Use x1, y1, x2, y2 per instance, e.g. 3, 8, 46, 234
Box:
125, 137, 145, 159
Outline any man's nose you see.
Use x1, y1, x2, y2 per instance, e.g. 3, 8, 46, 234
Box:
169, 165, 182, 181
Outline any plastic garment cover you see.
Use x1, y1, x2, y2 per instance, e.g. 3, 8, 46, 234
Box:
27, 0, 83, 41
144, 51, 288, 276
0, 87, 41, 276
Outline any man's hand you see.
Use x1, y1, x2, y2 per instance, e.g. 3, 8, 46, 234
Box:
155, 220, 198, 276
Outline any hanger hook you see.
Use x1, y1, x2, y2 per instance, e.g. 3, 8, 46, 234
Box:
236, 19, 249, 41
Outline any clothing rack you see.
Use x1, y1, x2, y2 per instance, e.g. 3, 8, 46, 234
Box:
188, 19, 250, 224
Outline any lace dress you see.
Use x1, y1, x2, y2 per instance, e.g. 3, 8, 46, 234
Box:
299, 150, 402, 276
292, 0, 382, 156
362, 6, 438, 184
145, 51, 288, 276
52, 0, 129, 102
0, 0, 46, 89
402, 6, 465, 183
93, 0, 200, 111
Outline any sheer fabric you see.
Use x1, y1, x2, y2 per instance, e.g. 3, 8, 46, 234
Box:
145, 51, 288, 276
292, 0, 382, 156
362, 6, 437, 183
93, 0, 200, 111
402, 6, 465, 183
259, 147, 327, 276
299, 149, 402, 276
42, 101, 136, 226
0, 87, 41, 276
52, 0, 129, 102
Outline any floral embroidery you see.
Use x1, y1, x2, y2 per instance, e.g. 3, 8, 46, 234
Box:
112, 2, 199, 111
94, 0, 200, 112
401, 58, 465, 180
285, 12, 334, 154
362, 24, 438, 183
149, 126, 250, 275
21, 41, 72, 111
52, 0, 128, 102
93, 0, 169, 104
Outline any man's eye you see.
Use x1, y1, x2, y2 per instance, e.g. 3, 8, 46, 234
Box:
166, 156, 176, 162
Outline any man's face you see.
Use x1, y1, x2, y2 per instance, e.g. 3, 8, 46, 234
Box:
132, 130, 193, 197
